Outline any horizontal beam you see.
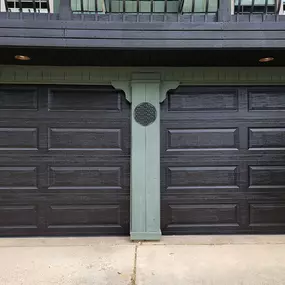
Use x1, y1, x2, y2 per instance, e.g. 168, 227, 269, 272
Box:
2, 18, 285, 30
1, 19, 285, 48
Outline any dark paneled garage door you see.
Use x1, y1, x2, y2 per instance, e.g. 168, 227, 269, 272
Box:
161, 86, 285, 234
0, 85, 130, 236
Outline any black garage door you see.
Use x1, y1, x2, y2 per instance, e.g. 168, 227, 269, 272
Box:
161, 86, 285, 234
0, 85, 130, 236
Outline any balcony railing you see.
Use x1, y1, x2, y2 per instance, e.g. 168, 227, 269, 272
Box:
0, 0, 284, 21
234, 0, 283, 14
1, 0, 219, 14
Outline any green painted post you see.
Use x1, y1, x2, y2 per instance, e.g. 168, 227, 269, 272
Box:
128, 73, 179, 241
114, 74, 179, 241
130, 74, 161, 240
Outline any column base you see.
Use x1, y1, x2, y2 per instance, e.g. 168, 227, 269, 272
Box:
130, 231, 162, 241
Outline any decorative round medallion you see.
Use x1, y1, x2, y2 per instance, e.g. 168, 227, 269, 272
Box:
134, 102, 157, 127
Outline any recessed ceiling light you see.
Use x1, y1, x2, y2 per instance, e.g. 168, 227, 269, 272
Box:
15, 55, 31, 61
259, 57, 274, 63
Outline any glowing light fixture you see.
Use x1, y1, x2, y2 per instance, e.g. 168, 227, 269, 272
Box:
259, 57, 274, 63
15, 55, 31, 61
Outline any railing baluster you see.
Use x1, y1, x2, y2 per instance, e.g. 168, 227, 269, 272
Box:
18, 0, 23, 12
31, 0, 36, 12
137, 0, 139, 13
251, 0, 255, 13
238, 0, 242, 14
46, 0, 50, 13
191, 0, 195, 13
276, 0, 282, 14
4, 0, 9, 12
80, 0, 84, 13
95, 0, 98, 13
151, 0, 154, 13
109, 0, 111, 13
123, 0, 126, 12
164, 0, 167, 13
265, 0, 268, 14
205, 0, 209, 13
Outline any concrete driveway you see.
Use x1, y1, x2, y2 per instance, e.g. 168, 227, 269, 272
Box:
1, 235, 285, 285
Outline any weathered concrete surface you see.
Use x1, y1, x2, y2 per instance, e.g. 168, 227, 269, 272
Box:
157, 235, 285, 245
0, 237, 131, 247
0, 239, 135, 285
136, 244, 285, 285
2, 236, 285, 285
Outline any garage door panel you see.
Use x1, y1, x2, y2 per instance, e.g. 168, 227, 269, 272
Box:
0, 201, 129, 236
0, 85, 130, 236
48, 166, 123, 191
0, 86, 38, 111
165, 128, 239, 152
249, 166, 285, 190
47, 204, 123, 227
248, 88, 285, 111
249, 203, 285, 227
167, 87, 238, 112
0, 205, 38, 229
0, 86, 130, 120
0, 166, 38, 190
0, 127, 38, 151
161, 200, 243, 234
249, 127, 285, 150
44, 199, 129, 235
166, 203, 239, 225
48, 87, 122, 112
0, 124, 129, 154
166, 166, 239, 190
163, 124, 285, 155
0, 190, 130, 236
162, 86, 285, 234
48, 128, 123, 152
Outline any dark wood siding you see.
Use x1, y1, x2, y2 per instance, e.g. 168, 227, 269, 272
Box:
2, 21, 285, 49
0, 85, 130, 236
161, 86, 285, 234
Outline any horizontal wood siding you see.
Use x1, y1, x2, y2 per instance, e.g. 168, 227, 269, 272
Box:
1, 21, 285, 48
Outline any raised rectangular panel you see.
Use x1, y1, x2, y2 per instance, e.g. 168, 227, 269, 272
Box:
250, 203, 285, 226
0, 206, 37, 228
48, 205, 121, 228
168, 204, 238, 226
167, 128, 238, 151
249, 166, 285, 189
167, 166, 238, 190
249, 90, 285, 111
48, 128, 121, 151
0, 128, 38, 150
0, 88, 38, 110
249, 128, 285, 150
48, 88, 121, 111
168, 88, 238, 112
0, 167, 37, 189
48, 167, 122, 190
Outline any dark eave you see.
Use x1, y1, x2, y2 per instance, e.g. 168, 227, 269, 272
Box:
0, 48, 285, 67
1, 19, 285, 49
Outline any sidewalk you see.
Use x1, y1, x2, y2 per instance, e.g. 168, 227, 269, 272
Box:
1, 235, 285, 285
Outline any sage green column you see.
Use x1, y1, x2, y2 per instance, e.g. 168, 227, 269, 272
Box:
130, 73, 161, 240
113, 73, 179, 241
